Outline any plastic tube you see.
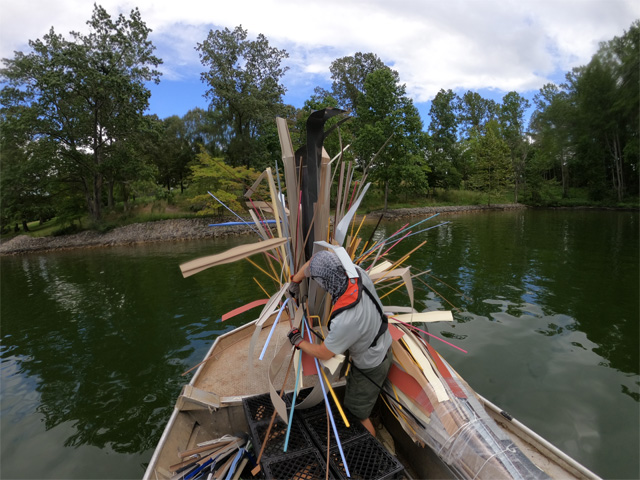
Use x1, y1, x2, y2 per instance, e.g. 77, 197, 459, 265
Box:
259, 298, 290, 360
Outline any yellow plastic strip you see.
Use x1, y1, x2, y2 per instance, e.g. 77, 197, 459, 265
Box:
253, 277, 270, 299
378, 282, 406, 300
264, 253, 282, 285
319, 367, 350, 427
245, 258, 278, 283
373, 241, 426, 284
349, 215, 366, 250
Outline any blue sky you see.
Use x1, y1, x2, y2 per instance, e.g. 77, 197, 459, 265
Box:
2, 0, 638, 129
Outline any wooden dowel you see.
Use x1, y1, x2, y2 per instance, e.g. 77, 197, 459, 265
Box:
251, 351, 296, 475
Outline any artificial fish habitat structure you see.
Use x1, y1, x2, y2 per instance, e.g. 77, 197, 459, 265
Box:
172, 109, 551, 480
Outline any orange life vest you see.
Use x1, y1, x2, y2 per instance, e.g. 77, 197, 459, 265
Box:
328, 272, 388, 349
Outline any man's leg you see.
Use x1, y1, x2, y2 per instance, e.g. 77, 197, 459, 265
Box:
361, 417, 376, 436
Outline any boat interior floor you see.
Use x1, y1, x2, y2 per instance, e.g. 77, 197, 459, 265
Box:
193, 320, 319, 400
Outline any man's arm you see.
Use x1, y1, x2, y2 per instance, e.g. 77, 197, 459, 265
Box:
288, 327, 335, 360
297, 339, 335, 361
290, 260, 311, 284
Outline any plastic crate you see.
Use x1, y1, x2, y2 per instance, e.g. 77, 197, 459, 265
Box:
243, 388, 312, 424
301, 405, 369, 450
249, 417, 314, 461
243, 391, 287, 424
329, 435, 404, 480
284, 386, 315, 409
261, 448, 335, 480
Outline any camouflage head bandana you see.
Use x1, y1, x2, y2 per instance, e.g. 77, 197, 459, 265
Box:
308, 250, 348, 301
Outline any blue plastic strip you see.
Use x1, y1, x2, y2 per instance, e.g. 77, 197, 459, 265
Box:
284, 318, 307, 452
284, 343, 303, 452
185, 457, 215, 480
357, 213, 440, 261
224, 449, 245, 480
209, 220, 278, 227
305, 317, 351, 478
259, 298, 290, 360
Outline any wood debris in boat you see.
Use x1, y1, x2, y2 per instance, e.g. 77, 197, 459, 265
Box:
169, 434, 252, 480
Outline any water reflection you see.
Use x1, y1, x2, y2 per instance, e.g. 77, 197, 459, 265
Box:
4, 254, 190, 453
1, 238, 264, 465
1, 211, 638, 479
396, 210, 638, 377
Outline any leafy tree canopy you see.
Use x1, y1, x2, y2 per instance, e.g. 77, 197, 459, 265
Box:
330, 52, 387, 112
0, 4, 162, 223
354, 67, 428, 207
186, 148, 260, 217
469, 120, 513, 204
196, 25, 289, 169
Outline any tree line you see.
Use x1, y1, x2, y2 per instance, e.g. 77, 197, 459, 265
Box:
1, 5, 637, 231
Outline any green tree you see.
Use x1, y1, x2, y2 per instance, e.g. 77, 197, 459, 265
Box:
570, 21, 639, 201
186, 149, 259, 217
530, 83, 573, 198
612, 20, 639, 196
182, 107, 223, 156
102, 115, 161, 212
469, 121, 513, 205
499, 91, 531, 202
196, 25, 289, 169
354, 68, 428, 209
0, 5, 162, 223
0, 109, 56, 231
457, 91, 497, 185
428, 89, 461, 190
529, 21, 639, 202
458, 90, 497, 139
329, 52, 387, 112
149, 115, 196, 193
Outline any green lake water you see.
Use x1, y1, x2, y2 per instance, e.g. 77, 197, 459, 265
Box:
1, 209, 638, 479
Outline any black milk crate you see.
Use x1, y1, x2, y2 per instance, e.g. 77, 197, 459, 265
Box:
300, 404, 369, 451
261, 448, 335, 480
248, 417, 314, 461
243, 391, 288, 424
289, 387, 350, 421
284, 386, 315, 409
328, 435, 404, 480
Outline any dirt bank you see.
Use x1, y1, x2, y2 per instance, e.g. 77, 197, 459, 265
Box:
0, 204, 527, 256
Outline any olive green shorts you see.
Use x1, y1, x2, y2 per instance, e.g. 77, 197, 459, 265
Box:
344, 348, 392, 420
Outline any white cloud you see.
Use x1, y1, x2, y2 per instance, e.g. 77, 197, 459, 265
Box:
1, 0, 638, 106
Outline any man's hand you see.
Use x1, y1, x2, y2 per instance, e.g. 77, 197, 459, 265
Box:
288, 281, 300, 300
287, 328, 303, 348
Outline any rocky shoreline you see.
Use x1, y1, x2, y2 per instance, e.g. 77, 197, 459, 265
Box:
367, 203, 526, 219
0, 203, 526, 256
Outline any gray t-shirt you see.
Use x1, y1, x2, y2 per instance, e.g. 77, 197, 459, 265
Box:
323, 267, 392, 369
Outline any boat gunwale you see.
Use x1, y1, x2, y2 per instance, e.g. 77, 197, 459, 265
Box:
477, 394, 602, 480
